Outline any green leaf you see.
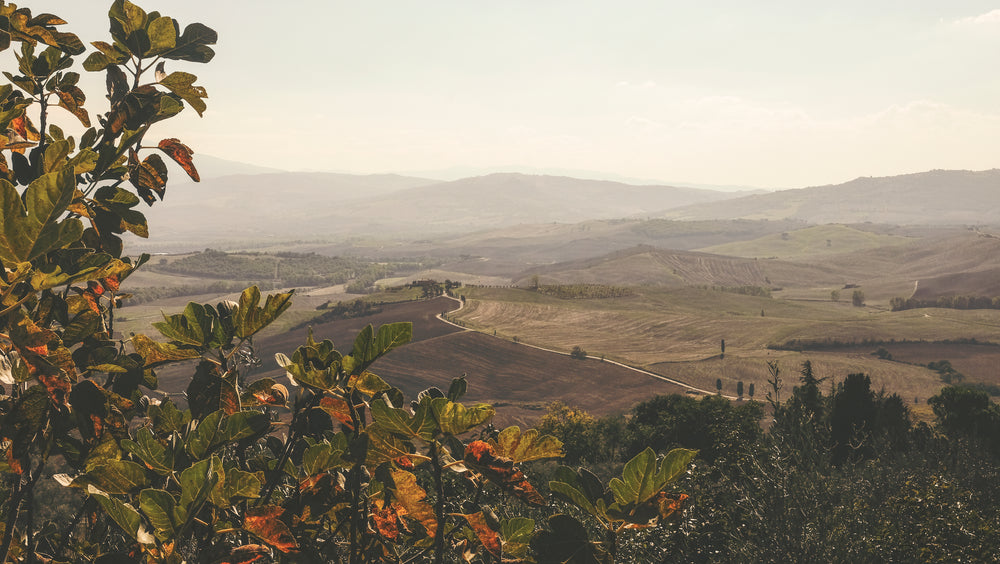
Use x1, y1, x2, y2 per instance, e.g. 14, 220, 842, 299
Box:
220, 410, 270, 444
186, 361, 239, 420
152, 301, 217, 347
608, 447, 697, 507
447, 376, 467, 401
145, 16, 176, 56
185, 410, 223, 460
501, 516, 535, 545
158, 71, 207, 116
350, 322, 412, 370
186, 409, 269, 460
61, 310, 102, 346
73, 460, 148, 495
302, 441, 347, 475
164, 22, 217, 63
349, 370, 390, 397
177, 456, 221, 528
138, 488, 177, 540
148, 400, 190, 435
431, 398, 494, 436
131, 334, 200, 367
121, 427, 173, 475
364, 426, 413, 467
93, 492, 154, 544
530, 514, 605, 564
490, 426, 563, 463
549, 466, 609, 522
370, 398, 437, 442
0, 168, 83, 264
83, 51, 113, 72
233, 286, 293, 339
219, 467, 262, 502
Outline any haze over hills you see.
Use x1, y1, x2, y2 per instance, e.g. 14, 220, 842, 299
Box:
660, 169, 1000, 225
324, 173, 745, 232
141, 171, 437, 244
135, 171, 749, 249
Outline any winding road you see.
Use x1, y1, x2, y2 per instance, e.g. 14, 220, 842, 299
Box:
435, 294, 735, 399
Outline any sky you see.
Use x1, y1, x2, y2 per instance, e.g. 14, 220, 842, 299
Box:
38, 1, 1000, 189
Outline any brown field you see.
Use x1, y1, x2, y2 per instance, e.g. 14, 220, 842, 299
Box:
828, 343, 1000, 388
153, 296, 680, 426
370, 332, 684, 427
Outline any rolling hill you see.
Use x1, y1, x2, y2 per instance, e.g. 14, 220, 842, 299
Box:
132, 172, 749, 250
660, 169, 1000, 225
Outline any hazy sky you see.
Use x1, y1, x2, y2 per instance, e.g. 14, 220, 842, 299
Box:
41, 1, 1000, 188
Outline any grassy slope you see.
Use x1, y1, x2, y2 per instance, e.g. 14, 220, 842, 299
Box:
697, 224, 914, 259
452, 286, 1000, 402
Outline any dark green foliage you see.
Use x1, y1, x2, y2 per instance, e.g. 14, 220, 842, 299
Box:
890, 294, 1000, 311
852, 289, 865, 306
623, 394, 763, 466
927, 359, 964, 383
872, 346, 893, 360
570, 345, 588, 360
929, 385, 1000, 452
152, 248, 417, 288
535, 284, 635, 299
536, 402, 624, 464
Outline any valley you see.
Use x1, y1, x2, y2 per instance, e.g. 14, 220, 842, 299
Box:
120, 167, 1000, 426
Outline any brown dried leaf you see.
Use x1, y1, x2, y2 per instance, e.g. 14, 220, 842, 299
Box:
244, 506, 298, 553
462, 512, 501, 559
157, 138, 199, 181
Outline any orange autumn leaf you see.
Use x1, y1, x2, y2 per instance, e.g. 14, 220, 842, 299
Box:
371, 500, 406, 541
317, 397, 354, 430
462, 512, 501, 560
211, 544, 271, 564
464, 440, 545, 506
390, 469, 438, 537
244, 506, 298, 553
39, 373, 71, 408
158, 138, 200, 181
101, 274, 121, 293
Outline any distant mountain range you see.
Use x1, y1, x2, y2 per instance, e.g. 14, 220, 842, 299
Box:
138, 171, 745, 247
132, 164, 1000, 252
660, 169, 1000, 225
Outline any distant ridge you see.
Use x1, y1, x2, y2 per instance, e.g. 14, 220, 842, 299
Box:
660, 169, 1000, 225
136, 172, 745, 247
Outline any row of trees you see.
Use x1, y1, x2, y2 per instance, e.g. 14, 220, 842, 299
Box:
536, 361, 1000, 561
889, 294, 1000, 311
153, 249, 415, 289
533, 284, 635, 300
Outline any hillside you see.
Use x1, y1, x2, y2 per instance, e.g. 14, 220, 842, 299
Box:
660, 169, 1000, 225
136, 172, 437, 247
326, 173, 741, 232
698, 224, 915, 259
132, 172, 749, 251
517, 245, 838, 289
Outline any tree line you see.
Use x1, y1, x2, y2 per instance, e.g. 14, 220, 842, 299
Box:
534, 361, 1000, 561
889, 294, 1000, 311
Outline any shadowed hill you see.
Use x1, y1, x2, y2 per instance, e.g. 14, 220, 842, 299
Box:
660, 169, 1000, 225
